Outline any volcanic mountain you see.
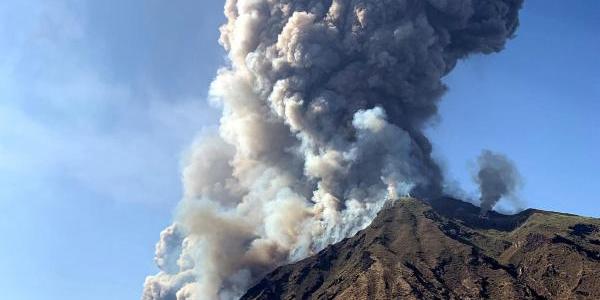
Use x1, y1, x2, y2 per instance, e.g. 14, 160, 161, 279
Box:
241, 198, 600, 299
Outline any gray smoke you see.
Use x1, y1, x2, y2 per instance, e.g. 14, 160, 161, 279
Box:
475, 150, 523, 215
142, 0, 523, 299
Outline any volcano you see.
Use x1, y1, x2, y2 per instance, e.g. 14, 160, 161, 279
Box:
242, 198, 600, 299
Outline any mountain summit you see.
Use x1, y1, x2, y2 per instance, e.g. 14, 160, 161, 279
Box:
242, 198, 600, 299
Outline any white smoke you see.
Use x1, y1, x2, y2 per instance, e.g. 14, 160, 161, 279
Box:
143, 0, 523, 299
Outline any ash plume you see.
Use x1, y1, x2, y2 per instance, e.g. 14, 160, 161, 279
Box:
143, 0, 523, 299
475, 150, 523, 215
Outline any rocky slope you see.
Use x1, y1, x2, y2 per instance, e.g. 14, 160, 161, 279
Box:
242, 198, 600, 299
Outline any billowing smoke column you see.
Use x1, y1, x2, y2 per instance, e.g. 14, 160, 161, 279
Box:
142, 0, 523, 299
475, 150, 522, 215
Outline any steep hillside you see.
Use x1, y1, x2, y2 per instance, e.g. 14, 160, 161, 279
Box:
242, 198, 600, 299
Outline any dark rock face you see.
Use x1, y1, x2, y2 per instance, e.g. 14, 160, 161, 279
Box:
242, 198, 600, 300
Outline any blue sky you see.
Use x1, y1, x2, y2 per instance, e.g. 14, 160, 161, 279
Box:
0, 1, 598, 299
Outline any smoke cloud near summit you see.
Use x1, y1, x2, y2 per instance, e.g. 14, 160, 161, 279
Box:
142, 0, 523, 299
475, 150, 523, 215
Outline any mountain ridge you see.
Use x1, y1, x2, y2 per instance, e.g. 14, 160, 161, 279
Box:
242, 197, 600, 299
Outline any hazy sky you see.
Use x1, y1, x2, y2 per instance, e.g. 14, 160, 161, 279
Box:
0, 1, 598, 299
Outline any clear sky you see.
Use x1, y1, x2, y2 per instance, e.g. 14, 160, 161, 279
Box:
0, 1, 598, 299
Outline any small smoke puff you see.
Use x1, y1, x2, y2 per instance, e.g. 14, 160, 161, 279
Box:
475, 150, 523, 214
182, 134, 241, 206
142, 270, 196, 300
154, 224, 184, 274
352, 107, 387, 133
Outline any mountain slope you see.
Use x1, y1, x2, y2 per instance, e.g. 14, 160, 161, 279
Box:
242, 198, 600, 299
